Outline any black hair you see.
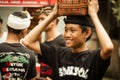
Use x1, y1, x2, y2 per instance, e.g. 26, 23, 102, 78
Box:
7, 25, 22, 34
80, 25, 94, 41
39, 6, 59, 25
0, 16, 3, 24
40, 5, 54, 16
12, 12, 27, 19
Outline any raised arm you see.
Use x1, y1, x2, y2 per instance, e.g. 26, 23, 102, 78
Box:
22, 3, 59, 54
88, 0, 114, 60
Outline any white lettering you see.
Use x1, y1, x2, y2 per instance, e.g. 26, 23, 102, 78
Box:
22, 1, 37, 4
11, 1, 20, 4
7, 68, 25, 72
66, 66, 74, 75
73, 67, 79, 75
0, 1, 9, 4
59, 66, 89, 79
40, 2, 48, 5
10, 63, 23, 67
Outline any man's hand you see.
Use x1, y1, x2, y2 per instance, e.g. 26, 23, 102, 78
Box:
52, 3, 59, 19
88, 0, 99, 17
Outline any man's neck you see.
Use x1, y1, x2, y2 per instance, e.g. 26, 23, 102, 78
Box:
46, 29, 60, 42
6, 33, 20, 43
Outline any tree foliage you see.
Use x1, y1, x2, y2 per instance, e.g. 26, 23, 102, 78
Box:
111, 0, 120, 24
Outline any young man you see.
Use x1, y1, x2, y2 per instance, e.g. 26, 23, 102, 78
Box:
39, 5, 65, 47
22, 0, 114, 80
38, 5, 65, 78
0, 17, 7, 43
0, 11, 37, 80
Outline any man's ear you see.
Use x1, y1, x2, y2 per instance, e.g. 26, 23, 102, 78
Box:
84, 27, 92, 39
52, 19, 58, 25
19, 29, 28, 38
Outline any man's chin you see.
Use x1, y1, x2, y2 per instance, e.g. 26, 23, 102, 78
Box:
66, 45, 72, 48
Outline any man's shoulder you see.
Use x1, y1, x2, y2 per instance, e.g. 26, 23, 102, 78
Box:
0, 42, 8, 47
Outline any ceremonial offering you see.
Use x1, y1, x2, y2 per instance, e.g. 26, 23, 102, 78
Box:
58, 0, 88, 16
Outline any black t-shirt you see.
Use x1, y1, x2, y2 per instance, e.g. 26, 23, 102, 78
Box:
38, 34, 66, 63
38, 34, 66, 78
0, 43, 37, 80
40, 43, 110, 80
43, 34, 66, 47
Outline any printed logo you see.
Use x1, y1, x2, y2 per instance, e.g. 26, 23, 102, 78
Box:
59, 66, 89, 79
0, 52, 30, 80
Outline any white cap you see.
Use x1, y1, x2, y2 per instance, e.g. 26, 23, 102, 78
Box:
7, 11, 31, 30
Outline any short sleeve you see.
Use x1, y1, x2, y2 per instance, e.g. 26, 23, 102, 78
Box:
94, 49, 110, 67
90, 49, 110, 79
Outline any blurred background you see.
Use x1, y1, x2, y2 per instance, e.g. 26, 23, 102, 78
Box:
0, 0, 120, 80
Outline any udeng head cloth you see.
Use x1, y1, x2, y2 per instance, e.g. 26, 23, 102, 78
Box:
7, 11, 31, 30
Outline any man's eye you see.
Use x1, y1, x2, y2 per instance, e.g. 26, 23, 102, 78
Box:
71, 30, 75, 32
65, 29, 67, 32
40, 18, 44, 21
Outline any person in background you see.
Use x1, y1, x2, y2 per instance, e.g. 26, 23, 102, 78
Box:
21, 0, 114, 80
0, 11, 37, 80
38, 5, 65, 79
0, 16, 7, 43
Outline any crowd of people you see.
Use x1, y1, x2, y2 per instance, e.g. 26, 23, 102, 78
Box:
0, 0, 114, 80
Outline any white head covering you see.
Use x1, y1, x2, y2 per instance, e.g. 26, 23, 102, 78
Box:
7, 11, 31, 30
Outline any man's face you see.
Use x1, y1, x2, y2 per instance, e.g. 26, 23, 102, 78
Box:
64, 23, 86, 48
38, 14, 46, 23
38, 13, 53, 32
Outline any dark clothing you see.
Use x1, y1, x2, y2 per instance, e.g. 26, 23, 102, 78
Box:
40, 43, 110, 80
0, 43, 37, 80
43, 34, 66, 47
38, 34, 65, 78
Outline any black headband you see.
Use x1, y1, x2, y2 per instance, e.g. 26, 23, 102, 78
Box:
64, 15, 94, 27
